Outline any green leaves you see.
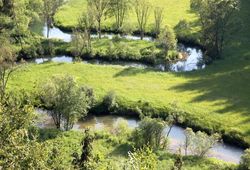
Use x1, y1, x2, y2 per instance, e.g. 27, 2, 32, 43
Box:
39, 74, 95, 130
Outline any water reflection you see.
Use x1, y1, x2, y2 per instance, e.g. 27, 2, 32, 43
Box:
41, 26, 205, 72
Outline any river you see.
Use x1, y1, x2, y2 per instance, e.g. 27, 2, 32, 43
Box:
41, 26, 205, 72
37, 109, 244, 164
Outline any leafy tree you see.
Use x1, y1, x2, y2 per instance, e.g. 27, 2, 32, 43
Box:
39, 75, 95, 130
154, 7, 164, 37
71, 10, 94, 57
0, 93, 49, 169
87, 0, 110, 39
239, 149, 250, 170
0, 37, 18, 100
191, 0, 240, 58
131, 118, 167, 149
184, 128, 221, 157
134, 0, 151, 40
43, 0, 64, 38
127, 146, 158, 170
157, 26, 177, 52
109, 0, 131, 31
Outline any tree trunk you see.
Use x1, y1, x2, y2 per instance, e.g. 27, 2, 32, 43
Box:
47, 24, 50, 38
98, 21, 101, 39
140, 30, 144, 40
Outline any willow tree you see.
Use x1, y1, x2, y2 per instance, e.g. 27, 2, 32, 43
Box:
191, 0, 240, 58
134, 0, 151, 40
87, 0, 110, 39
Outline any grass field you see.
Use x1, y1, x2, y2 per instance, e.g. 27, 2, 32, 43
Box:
11, 0, 250, 146
54, 0, 198, 32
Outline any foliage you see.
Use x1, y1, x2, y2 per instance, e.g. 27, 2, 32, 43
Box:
157, 26, 177, 52
43, 0, 64, 38
134, 0, 151, 40
191, 0, 240, 58
184, 128, 221, 157
87, 0, 110, 39
154, 7, 164, 37
109, 0, 131, 31
127, 146, 158, 170
39, 74, 95, 130
73, 129, 98, 170
0, 37, 18, 100
239, 149, 250, 170
102, 91, 119, 113
131, 117, 167, 149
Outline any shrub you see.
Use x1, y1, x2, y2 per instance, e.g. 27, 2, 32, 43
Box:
131, 117, 167, 149
239, 149, 250, 170
127, 146, 158, 170
157, 26, 177, 52
183, 128, 221, 157
102, 91, 119, 114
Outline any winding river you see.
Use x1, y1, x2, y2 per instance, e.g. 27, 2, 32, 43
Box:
41, 26, 205, 72
36, 27, 245, 163
37, 109, 244, 164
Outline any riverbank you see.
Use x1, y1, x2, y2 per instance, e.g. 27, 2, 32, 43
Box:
9, 61, 250, 149
36, 109, 243, 164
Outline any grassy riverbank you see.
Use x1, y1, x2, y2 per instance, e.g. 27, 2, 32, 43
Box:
13, 0, 250, 148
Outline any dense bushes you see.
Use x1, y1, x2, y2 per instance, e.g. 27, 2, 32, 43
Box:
239, 149, 250, 170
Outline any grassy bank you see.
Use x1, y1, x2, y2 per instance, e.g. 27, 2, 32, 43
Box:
9, 59, 250, 147
54, 0, 198, 34
14, 0, 250, 148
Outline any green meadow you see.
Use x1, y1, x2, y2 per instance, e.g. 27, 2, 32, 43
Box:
54, 0, 197, 32
10, 0, 250, 146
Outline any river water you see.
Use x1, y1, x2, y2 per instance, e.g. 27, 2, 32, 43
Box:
41, 26, 205, 72
36, 109, 244, 164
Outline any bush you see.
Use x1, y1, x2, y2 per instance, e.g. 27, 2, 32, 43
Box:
102, 91, 119, 114
131, 117, 168, 149
157, 26, 177, 52
239, 149, 250, 170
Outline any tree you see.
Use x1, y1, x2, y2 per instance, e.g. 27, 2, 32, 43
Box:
71, 10, 94, 56
131, 118, 167, 149
154, 7, 164, 37
134, 0, 151, 40
157, 26, 177, 52
43, 0, 64, 38
87, 0, 110, 39
109, 0, 131, 31
39, 75, 95, 130
0, 37, 18, 101
183, 128, 221, 157
165, 102, 184, 137
191, 0, 240, 58
0, 93, 49, 169
0, 0, 14, 16
239, 149, 250, 170
72, 129, 98, 170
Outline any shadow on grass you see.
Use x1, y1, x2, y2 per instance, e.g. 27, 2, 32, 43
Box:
113, 67, 155, 77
